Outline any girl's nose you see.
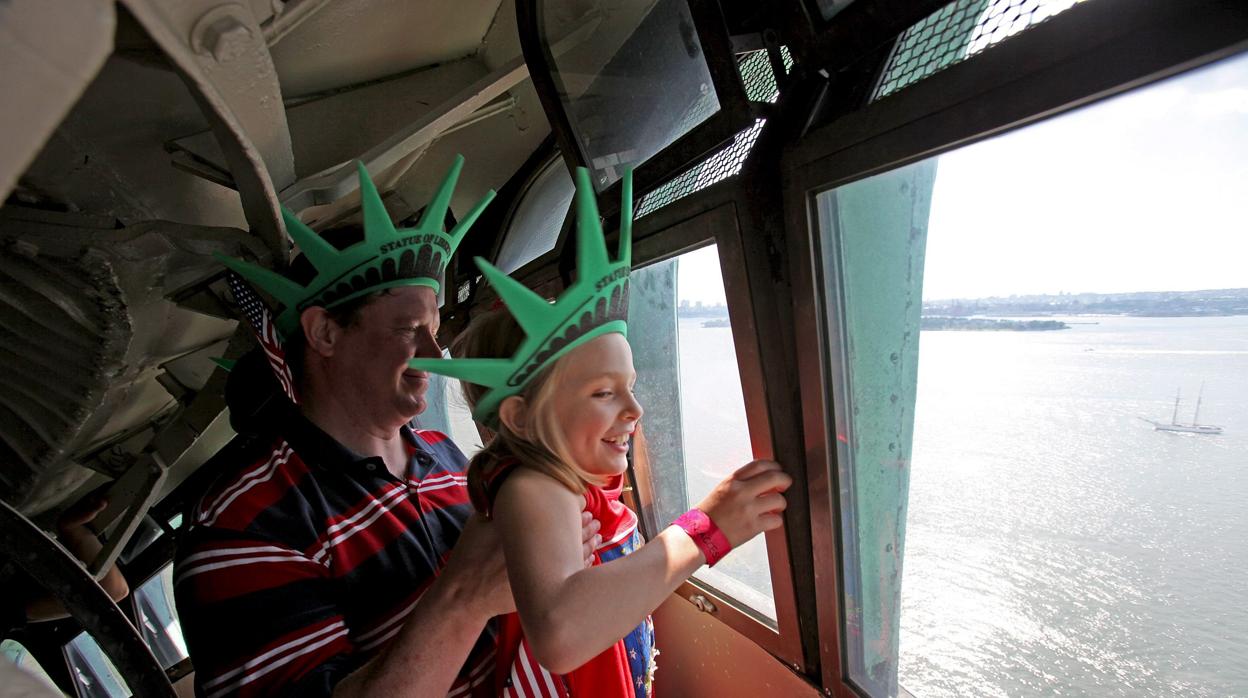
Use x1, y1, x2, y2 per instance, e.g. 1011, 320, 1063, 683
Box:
623, 392, 644, 422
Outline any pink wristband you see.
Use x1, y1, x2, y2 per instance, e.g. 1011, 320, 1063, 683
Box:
672, 508, 732, 566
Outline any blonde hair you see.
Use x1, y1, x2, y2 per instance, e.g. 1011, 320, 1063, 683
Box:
451, 309, 606, 513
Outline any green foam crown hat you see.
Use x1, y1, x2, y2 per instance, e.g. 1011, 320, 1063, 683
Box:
215, 155, 495, 338
408, 166, 632, 425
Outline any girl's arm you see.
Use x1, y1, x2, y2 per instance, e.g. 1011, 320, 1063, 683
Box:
493, 460, 789, 674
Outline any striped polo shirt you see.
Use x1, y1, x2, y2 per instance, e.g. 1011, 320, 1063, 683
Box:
174, 411, 495, 698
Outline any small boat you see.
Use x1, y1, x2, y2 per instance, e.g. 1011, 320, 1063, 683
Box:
1144, 385, 1223, 434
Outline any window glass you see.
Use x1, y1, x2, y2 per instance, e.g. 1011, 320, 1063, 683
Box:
133, 564, 188, 670
2, 639, 59, 693
416, 350, 483, 457
542, 0, 720, 189
64, 632, 129, 698
496, 158, 574, 274
629, 244, 775, 622
816, 53, 1248, 697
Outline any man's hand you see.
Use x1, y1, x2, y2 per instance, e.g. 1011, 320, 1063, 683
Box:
441, 501, 602, 622
440, 516, 514, 618
580, 506, 602, 567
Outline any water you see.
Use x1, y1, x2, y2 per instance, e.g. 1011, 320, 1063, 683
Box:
900, 315, 1248, 697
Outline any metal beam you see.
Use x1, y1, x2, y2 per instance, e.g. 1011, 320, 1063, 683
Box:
262, 0, 335, 46
89, 328, 250, 577
0, 497, 175, 698
0, 0, 114, 202
168, 57, 518, 195
278, 55, 531, 212
119, 0, 296, 261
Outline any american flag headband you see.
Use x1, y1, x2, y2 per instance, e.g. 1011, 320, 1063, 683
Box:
222, 270, 299, 403
214, 155, 495, 403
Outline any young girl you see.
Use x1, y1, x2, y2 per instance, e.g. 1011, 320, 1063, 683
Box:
409, 168, 790, 697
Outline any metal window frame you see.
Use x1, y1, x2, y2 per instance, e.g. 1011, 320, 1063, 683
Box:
785, 0, 952, 84
625, 186, 807, 668
781, 0, 1248, 694
516, 0, 758, 238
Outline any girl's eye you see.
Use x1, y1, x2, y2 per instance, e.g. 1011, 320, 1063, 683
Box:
592, 390, 613, 398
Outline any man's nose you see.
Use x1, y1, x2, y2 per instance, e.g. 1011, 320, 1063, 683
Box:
413, 326, 442, 359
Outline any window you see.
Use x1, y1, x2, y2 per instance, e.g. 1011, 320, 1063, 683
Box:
132, 564, 188, 670
541, 0, 721, 189
815, 51, 1248, 697
2, 639, 59, 693
416, 350, 483, 456
495, 156, 574, 274
628, 244, 775, 623
64, 632, 129, 698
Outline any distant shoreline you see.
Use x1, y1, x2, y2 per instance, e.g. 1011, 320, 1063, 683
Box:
921, 317, 1069, 332
923, 288, 1248, 318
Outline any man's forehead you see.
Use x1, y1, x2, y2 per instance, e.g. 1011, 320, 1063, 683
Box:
371, 286, 440, 321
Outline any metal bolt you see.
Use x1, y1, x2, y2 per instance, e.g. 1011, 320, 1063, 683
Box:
191, 5, 254, 63
690, 594, 717, 614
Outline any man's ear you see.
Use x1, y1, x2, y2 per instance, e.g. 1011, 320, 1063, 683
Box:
300, 307, 339, 358
497, 396, 530, 438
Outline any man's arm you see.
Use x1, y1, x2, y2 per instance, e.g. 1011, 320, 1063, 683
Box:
333, 506, 602, 697
331, 516, 510, 698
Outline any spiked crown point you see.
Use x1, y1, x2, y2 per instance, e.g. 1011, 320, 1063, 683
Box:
216, 155, 494, 338
408, 166, 634, 426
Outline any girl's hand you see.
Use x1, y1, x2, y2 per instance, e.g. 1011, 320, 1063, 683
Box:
694, 460, 791, 549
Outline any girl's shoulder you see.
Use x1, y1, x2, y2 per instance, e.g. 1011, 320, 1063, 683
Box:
475, 456, 521, 517
484, 463, 583, 518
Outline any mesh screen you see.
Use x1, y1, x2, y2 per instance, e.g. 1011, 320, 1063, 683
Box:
632, 45, 793, 218
636, 118, 766, 218
737, 47, 796, 103
739, 50, 780, 103
873, 0, 1088, 101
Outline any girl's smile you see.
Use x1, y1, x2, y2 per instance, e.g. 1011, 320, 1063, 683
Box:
551, 334, 643, 478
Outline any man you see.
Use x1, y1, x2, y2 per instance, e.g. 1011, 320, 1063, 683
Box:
174, 159, 600, 698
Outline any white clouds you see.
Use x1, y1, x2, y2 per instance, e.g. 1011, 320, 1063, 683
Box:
920, 52, 1248, 300
1190, 87, 1248, 118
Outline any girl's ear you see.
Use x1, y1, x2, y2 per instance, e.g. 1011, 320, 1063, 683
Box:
498, 396, 530, 438
301, 307, 339, 358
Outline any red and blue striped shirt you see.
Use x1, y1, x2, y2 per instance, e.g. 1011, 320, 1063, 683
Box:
174, 412, 494, 698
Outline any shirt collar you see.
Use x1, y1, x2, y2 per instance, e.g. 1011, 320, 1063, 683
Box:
282, 410, 429, 477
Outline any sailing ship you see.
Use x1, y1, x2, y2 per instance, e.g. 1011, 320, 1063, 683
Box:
1144, 385, 1224, 434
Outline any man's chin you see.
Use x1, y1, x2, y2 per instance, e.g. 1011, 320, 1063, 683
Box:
398, 392, 428, 421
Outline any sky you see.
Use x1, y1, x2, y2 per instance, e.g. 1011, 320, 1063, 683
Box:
921, 51, 1248, 300
673, 36, 1248, 305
